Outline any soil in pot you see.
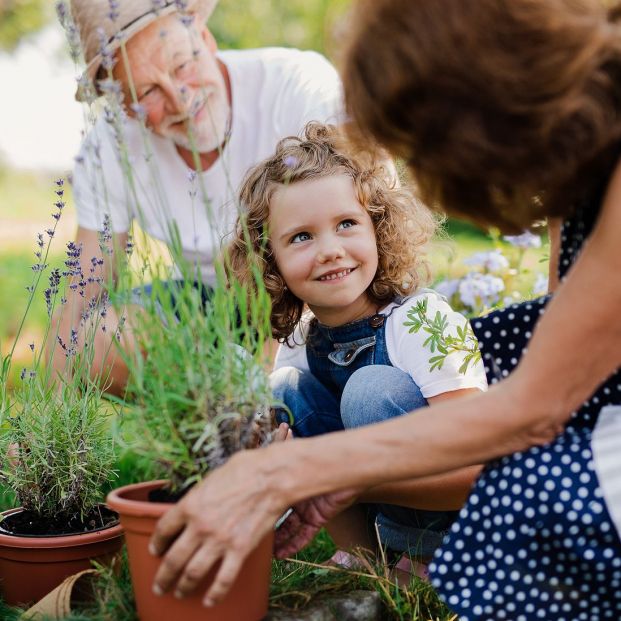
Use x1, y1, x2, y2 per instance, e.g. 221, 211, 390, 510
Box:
0, 505, 118, 537
0, 505, 124, 607
107, 480, 273, 621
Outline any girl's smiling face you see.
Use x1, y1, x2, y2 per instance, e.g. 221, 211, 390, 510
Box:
268, 174, 379, 326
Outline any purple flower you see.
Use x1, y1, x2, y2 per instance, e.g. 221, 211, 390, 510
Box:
96, 27, 115, 72
55, 1, 67, 21
283, 155, 298, 169
130, 102, 146, 121
179, 12, 194, 27
107, 0, 120, 22
66, 241, 82, 258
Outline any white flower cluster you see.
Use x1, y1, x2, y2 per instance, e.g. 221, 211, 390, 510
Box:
463, 249, 509, 272
434, 230, 548, 316
502, 231, 542, 249
434, 278, 460, 300
457, 272, 505, 309
532, 272, 549, 297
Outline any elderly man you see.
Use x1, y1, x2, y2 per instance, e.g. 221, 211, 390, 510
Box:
53, 0, 342, 392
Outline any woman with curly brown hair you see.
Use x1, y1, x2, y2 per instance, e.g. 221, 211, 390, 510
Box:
149, 2, 621, 618
228, 122, 486, 571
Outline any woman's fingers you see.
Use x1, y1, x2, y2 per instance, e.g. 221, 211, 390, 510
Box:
149, 501, 187, 558
152, 528, 202, 595
172, 542, 224, 599
202, 551, 245, 607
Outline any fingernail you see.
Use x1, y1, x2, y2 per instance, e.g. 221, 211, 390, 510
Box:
152, 584, 163, 596
203, 597, 215, 608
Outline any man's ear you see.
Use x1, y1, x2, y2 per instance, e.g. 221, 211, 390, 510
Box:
201, 26, 218, 53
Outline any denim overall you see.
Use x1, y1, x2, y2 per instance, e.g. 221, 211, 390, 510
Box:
271, 302, 458, 557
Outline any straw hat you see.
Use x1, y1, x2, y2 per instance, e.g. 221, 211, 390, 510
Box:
70, 0, 218, 100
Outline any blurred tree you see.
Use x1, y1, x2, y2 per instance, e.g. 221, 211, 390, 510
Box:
209, 0, 352, 59
0, 0, 353, 57
0, 0, 52, 52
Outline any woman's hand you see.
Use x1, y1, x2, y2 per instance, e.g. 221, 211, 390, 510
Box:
149, 443, 287, 607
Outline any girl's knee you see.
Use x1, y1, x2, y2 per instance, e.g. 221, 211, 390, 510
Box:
341, 366, 427, 429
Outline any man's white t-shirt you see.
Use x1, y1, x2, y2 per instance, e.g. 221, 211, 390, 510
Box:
274, 291, 488, 398
72, 47, 342, 284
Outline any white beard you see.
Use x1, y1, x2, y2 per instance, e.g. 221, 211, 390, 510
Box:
159, 92, 230, 153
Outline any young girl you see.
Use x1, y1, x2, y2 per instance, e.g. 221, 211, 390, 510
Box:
228, 122, 487, 568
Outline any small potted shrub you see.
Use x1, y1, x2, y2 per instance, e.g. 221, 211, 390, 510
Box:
0, 376, 123, 607
0, 189, 123, 607
107, 256, 277, 621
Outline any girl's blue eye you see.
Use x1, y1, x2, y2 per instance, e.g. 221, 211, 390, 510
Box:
337, 219, 357, 230
291, 232, 311, 244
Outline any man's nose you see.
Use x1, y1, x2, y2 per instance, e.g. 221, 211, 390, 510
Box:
163, 79, 191, 116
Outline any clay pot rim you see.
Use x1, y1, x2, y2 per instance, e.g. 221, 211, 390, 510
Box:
0, 506, 123, 548
106, 480, 174, 519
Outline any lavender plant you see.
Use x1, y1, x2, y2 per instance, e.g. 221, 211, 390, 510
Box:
120, 237, 276, 494
0, 182, 117, 528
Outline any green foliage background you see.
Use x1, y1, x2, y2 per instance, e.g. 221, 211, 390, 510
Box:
0, 0, 353, 57
0, 0, 50, 52
210, 0, 352, 58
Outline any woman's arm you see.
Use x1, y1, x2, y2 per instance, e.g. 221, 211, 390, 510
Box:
358, 388, 483, 510
150, 162, 621, 605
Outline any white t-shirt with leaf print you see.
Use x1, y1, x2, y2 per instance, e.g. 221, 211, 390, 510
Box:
71, 47, 343, 285
274, 290, 489, 398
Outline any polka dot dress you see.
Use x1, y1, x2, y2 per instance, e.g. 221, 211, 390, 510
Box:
430, 191, 621, 619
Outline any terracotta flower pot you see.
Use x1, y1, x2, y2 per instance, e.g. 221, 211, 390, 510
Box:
107, 480, 273, 621
0, 507, 124, 606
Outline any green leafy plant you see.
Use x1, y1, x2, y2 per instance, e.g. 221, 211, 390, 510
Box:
404, 298, 481, 375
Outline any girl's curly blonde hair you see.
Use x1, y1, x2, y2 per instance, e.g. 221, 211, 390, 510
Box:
227, 122, 438, 342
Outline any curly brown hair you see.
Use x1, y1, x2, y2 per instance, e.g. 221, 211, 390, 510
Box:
342, 0, 621, 232
227, 123, 438, 341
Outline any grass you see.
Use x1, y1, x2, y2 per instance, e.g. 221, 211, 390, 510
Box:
0, 531, 456, 621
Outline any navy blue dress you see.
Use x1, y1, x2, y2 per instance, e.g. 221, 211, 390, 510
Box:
429, 181, 621, 620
